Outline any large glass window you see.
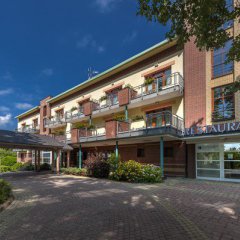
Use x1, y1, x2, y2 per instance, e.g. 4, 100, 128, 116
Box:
153, 68, 172, 90
212, 85, 235, 121
42, 151, 51, 164
222, 0, 234, 29
224, 143, 240, 180
212, 39, 233, 78
196, 144, 221, 179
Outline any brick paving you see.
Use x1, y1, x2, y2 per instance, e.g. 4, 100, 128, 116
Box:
0, 173, 240, 240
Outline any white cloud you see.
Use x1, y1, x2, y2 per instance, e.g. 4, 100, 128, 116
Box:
76, 35, 105, 53
15, 103, 33, 110
95, 0, 121, 13
0, 88, 14, 96
42, 68, 54, 76
0, 106, 10, 112
123, 31, 138, 44
0, 114, 12, 126
1, 72, 13, 81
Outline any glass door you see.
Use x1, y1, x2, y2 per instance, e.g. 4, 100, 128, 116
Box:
224, 143, 240, 180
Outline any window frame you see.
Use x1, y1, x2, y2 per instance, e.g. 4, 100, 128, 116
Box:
211, 39, 234, 79
212, 84, 235, 122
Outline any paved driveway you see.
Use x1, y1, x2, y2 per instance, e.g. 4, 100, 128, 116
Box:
0, 173, 240, 240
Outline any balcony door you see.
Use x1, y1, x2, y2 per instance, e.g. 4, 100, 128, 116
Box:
153, 68, 172, 90
107, 88, 120, 106
146, 107, 172, 128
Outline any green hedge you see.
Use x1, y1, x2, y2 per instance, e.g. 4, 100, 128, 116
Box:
0, 156, 17, 166
61, 167, 87, 176
109, 160, 162, 183
0, 179, 12, 204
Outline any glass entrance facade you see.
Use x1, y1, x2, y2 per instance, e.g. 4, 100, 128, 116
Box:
196, 143, 240, 181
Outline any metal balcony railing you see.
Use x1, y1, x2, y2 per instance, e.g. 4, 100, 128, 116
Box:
78, 126, 106, 142
65, 108, 84, 122
92, 93, 119, 112
44, 116, 66, 127
17, 125, 39, 134
117, 111, 184, 137
130, 72, 184, 101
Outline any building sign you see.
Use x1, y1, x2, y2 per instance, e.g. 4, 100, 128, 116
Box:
184, 122, 240, 137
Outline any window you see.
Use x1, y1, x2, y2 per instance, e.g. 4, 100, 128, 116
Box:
55, 109, 64, 119
164, 147, 174, 158
33, 118, 38, 128
222, 0, 234, 30
42, 151, 51, 164
137, 148, 145, 157
212, 85, 235, 121
153, 68, 172, 89
212, 39, 233, 78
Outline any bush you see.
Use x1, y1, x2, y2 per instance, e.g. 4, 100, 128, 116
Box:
11, 162, 23, 171
85, 153, 110, 178
40, 163, 51, 171
109, 160, 162, 183
1, 156, 17, 166
107, 153, 120, 172
61, 167, 87, 176
0, 166, 12, 173
22, 163, 35, 171
0, 179, 12, 204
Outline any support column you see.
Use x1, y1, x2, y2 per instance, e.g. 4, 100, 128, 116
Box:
67, 151, 70, 168
37, 150, 41, 172
115, 141, 119, 162
89, 116, 92, 125
160, 137, 164, 177
79, 145, 82, 169
34, 150, 37, 172
51, 150, 55, 172
125, 106, 128, 121
56, 149, 61, 174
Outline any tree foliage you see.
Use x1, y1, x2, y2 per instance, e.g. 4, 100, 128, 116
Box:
137, 0, 240, 91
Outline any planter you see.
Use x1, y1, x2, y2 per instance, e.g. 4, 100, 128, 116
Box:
71, 129, 79, 143
83, 101, 93, 116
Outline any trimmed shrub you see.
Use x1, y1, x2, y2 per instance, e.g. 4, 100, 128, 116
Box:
85, 153, 110, 178
0, 166, 12, 173
0, 179, 12, 204
1, 156, 17, 166
61, 167, 87, 176
109, 160, 162, 183
107, 153, 120, 172
22, 163, 35, 171
40, 163, 51, 171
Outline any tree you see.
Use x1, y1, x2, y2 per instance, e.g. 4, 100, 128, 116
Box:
137, 0, 240, 92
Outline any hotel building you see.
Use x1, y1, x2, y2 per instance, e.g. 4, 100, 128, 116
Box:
16, 7, 240, 181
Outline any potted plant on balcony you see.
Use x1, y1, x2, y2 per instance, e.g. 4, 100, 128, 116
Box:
131, 115, 144, 122
113, 113, 125, 121
144, 77, 155, 93
70, 106, 78, 112
99, 95, 108, 107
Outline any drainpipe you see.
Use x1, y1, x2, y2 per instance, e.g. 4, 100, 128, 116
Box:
79, 144, 82, 169
125, 105, 128, 121
115, 141, 119, 163
160, 137, 164, 177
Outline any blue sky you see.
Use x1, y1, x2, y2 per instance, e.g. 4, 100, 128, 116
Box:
0, 0, 168, 130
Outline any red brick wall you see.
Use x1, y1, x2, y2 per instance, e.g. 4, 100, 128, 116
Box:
40, 96, 52, 135
118, 88, 130, 106
83, 101, 92, 116
105, 121, 117, 138
71, 129, 79, 144
184, 38, 206, 128
187, 144, 196, 178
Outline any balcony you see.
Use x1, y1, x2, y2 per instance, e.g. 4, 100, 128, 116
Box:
117, 111, 184, 138
128, 72, 184, 108
92, 93, 120, 116
44, 116, 66, 129
71, 126, 106, 143
17, 125, 40, 134
65, 108, 86, 123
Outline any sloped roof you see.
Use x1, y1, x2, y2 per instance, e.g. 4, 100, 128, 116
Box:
0, 130, 72, 150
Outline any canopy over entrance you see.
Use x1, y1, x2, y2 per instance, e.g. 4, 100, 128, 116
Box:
0, 130, 70, 150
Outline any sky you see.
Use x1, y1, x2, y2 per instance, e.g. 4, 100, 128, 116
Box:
0, 0, 169, 130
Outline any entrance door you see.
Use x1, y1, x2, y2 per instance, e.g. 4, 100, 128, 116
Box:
224, 143, 240, 180
196, 143, 240, 182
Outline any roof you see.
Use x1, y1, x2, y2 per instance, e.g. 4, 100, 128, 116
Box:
15, 106, 40, 119
0, 130, 71, 150
47, 38, 177, 104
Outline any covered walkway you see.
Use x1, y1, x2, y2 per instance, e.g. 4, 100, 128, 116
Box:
0, 130, 72, 173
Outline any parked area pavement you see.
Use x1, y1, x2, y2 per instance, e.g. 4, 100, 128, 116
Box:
0, 173, 240, 240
